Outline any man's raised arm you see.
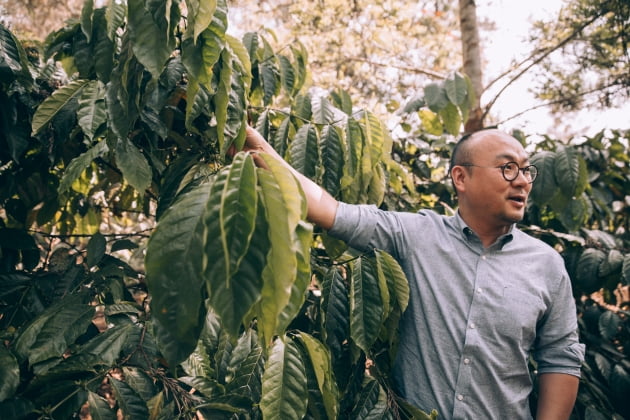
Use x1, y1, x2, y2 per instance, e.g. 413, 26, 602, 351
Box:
242, 126, 339, 230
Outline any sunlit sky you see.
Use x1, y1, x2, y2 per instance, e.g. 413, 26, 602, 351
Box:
477, 0, 629, 140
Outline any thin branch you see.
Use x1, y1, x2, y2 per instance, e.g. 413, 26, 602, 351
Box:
495, 82, 622, 126
344, 56, 448, 80
482, 11, 605, 122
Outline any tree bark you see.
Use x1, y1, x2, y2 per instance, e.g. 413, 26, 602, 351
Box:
458, 0, 484, 132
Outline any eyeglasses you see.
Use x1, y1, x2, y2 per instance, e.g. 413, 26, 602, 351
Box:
458, 161, 538, 183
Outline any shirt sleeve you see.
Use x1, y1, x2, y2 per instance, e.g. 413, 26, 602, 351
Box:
328, 202, 406, 256
533, 268, 585, 377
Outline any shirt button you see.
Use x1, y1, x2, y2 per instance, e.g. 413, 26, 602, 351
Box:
481, 255, 487, 260
457, 394, 464, 401
470, 323, 476, 329
477, 287, 482, 293
464, 358, 470, 364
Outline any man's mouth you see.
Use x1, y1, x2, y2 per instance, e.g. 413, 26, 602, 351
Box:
508, 195, 526, 204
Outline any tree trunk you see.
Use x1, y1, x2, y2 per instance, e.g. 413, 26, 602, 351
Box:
458, 0, 484, 132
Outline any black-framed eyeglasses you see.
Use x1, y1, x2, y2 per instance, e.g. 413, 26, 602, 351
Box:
458, 161, 538, 183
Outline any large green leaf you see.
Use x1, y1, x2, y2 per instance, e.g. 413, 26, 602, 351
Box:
88, 391, 116, 420
320, 267, 350, 356
185, 0, 217, 43
146, 181, 211, 365
105, 0, 126, 40
444, 72, 468, 106
554, 145, 588, 198
272, 116, 294, 158
341, 118, 364, 203
58, 140, 109, 194
319, 125, 344, 197
278, 54, 296, 97
530, 151, 559, 205
77, 80, 106, 141
558, 194, 591, 232
276, 221, 313, 335
214, 47, 248, 156
115, 137, 152, 193
109, 377, 150, 420
260, 336, 308, 419
289, 123, 319, 179
312, 95, 334, 125
80, 0, 95, 42
13, 295, 94, 365
260, 60, 280, 105
0, 346, 19, 401
375, 249, 409, 314
424, 82, 449, 112
256, 153, 308, 343
350, 255, 383, 354
439, 102, 462, 136
350, 377, 388, 419
204, 153, 266, 336
182, 24, 224, 88
227, 339, 264, 401
32, 79, 89, 135
92, 9, 116, 83
0, 23, 33, 84
576, 248, 606, 294
71, 323, 135, 366
295, 333, 339, 420
127, 0, 177, 79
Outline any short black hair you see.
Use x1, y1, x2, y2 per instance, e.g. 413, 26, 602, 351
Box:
449, 126, 499, 175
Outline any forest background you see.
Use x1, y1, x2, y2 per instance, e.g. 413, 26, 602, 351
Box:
0, 0, 629, 419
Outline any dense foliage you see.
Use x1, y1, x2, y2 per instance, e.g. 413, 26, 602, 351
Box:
0, 1, 629, 419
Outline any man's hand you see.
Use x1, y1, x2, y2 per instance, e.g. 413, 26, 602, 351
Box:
233, 125, 339, 230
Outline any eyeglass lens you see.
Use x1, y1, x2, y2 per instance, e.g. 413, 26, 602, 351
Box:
503, 162, 537, 182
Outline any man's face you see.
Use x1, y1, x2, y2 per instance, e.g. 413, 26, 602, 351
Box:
460, 131, 533, 228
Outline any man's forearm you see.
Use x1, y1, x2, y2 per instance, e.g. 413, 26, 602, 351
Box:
536, 373, 579, 420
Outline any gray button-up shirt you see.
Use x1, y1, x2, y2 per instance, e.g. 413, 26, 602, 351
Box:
329, 203, 585, 419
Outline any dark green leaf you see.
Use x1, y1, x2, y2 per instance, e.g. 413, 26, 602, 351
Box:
204, 153, 263, 337
77, 80, 107, 140
115, 137, 152, 194
146, 181, 211, 365
444, 72, 468, 105
350, 255, 383, 354
0, 23, 33, 85
598, 311, 622, 340
32, 80, 89, 135
14, 296, 94, 365
554, 145, 588, 198
312, 95, 334, 125
350, 377, 387, 419
424, 83, 449, 112
88, 391, 116, 420
127, 0, 177, 79
530, 151, 558, 205
320, 267, 350, 357
260, 337, 308, 419
289, 123, 319, 179
0, 346, 19, 401
576, 248, 606, 294
86, 232, 106, 267
58, 140, 109, 195
109, 377, 150, 420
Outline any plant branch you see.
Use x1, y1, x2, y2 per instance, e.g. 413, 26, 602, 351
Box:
344, 56, 448, 80
481, 11, 605, 122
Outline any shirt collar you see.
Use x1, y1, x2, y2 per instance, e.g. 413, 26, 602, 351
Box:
454, 211, 514, 250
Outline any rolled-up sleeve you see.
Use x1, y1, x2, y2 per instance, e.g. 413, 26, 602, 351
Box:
533, 271, 585, 377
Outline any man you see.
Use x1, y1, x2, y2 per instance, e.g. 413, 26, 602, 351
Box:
242, 126, 585, 419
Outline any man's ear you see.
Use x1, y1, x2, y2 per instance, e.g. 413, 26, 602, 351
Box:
451, 166, 467, 192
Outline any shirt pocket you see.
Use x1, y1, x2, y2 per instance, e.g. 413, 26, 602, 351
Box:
498, 286, 545, 347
